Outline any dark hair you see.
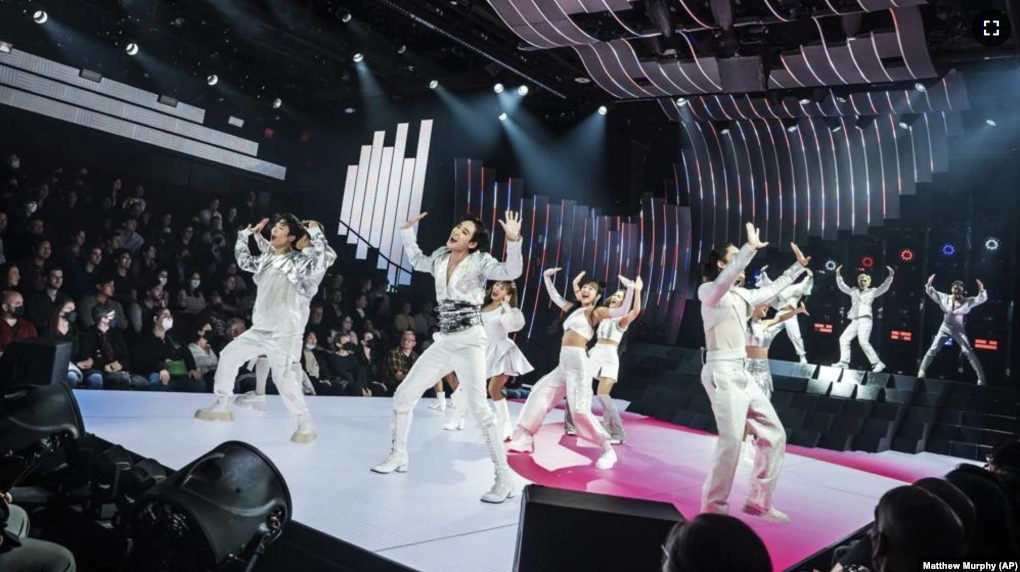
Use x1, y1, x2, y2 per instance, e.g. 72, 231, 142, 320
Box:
580, 279, 606, 307
874, 486, 966, 567
47, 298, 77, 335
93, 303, 116, 324
989, 440, 1020, 473
913, 478, 978, 547
662, 514, 771, 572
951, 280, 965, 291
702, 243, 735, 283
457, 215, 489, 253
276, 213, 308, 245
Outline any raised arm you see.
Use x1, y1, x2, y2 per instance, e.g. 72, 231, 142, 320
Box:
792, 271, 814, 297
700, 245, 756, 308
480, 211, 524, 280
745, 260, 807, 306
764, 303, 807, 330
235, 218, 269, 274
606, 276, 636, 319
873, 266, 895, 297
619, 276, 643, 328
399, 214, 442, 275
498, 302, 526, 333
834, 266, 853, 295
292, 223, 331, 284
970, 280, 988, 308
543, 269, 574, 311
756, 266, 774, 288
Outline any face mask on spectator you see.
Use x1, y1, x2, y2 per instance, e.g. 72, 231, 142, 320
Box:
304, 343, 315, 351
342, 342, 358, 352
162, 318, 174, 330
65, 310, 77, 323
363, 339, 375, 349
25, 202, 37, 214
10, 305, 24, 317
190, 279, 201, 289
158, 276, 167, 286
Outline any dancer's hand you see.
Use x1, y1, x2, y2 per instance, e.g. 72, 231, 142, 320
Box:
619, 275, 635, 288
498, 211, 522, 242
635, 276, 644, 290
745, 222, 768, 250
976, 279, 984, 292
572, 271, 585, 285
544, 268, 560, 278
401, 213, 428, 230
791, 243, 811, 267
796, 303, 809, 316
247, 218, 269, 234
886, 265, 894, 274
1, 491, 10, 504
805, 268, 813, 278
835, 265, 843, 274
159, 370, 170, 384
304, 220, 321, 230
761, 265, 769, 272
927, 274, 935, 287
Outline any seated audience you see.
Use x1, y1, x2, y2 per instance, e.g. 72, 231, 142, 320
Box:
26, 266, 68, 332
78, 275, 128, 331
18, 237, 51, 293
128, 278, 165, 334
326, 334, 369, 396
0, 491, 77, 572
79, 304, 147, 389
358, 330, 384, 395
393, 302, 414, 333
944, 466, 1019, 559
662, 513, 772, 572
0, 291, 37, 355
110, 249, 136, 304
44, 300, 100, 389
382, 330, 418, 396
132, 307, 203, 392
0, 262, 20, 291
187, 318, 219, 382
864, 486, 966, 572
176, 269, 206, 316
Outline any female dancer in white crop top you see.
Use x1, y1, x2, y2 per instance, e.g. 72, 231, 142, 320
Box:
443, 280, 534, 437
564, 278, 644, 444
507, 269, 635, 470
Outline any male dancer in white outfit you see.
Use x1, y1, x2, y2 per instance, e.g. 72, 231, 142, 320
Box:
371, 211, 523, 504
833, 265, 894, 372
235, 220, 338, 410
698, 223, 810, 522
756, 266, 814, 364
918, 275, 987, 385
195, 215, 328, 443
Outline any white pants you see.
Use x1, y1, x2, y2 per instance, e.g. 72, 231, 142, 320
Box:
771, 315, 806, 358
516, 347, 609, 447
920, 325, 985, 383
214, 329, 307, 416
838, 317, 880, 365
701, 351, 786, 514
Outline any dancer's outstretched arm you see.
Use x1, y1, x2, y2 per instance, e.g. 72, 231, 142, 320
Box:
604, 276, 636, 319
294, 221, 335, 286
480, 211, 524, 280
756, 266, 774, 289
700, 222, 766, 308
924, 274, 944, 302
744, 243, 810, 306
399, 213, 443, 275
236, 218, 270, 273
764, 303, 808, 330
619, 277, 644, 328
834, 265, 853, 295
873, 266, 895, 297
971, 279, 988, 307
543, 268, 574, 311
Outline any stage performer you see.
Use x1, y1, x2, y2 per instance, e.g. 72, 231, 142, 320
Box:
371, 211, 523, 505
698, 222, 810, 522
755, 266, 814, 364
195, 216, 329, 444
235, 220, 338, 410
506, 270, 635, 470
563, 277, 644, 443
918, 275, 987, 385
832, 265, 894, 372
443, 280, 533, 438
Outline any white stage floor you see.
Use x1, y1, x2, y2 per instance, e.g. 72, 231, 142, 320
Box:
75, 391, 966, 572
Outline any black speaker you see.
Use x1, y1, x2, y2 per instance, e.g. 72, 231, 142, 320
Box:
514, 485, 684, 572
0, 339, 72, 388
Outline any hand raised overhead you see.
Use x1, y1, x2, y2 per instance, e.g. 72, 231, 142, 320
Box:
401, 213, 428, 230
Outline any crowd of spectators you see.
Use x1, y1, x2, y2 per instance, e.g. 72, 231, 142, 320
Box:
0, 151, 470, 398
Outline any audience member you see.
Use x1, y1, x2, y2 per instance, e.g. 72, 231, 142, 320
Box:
18, 237, 51, 293
393, 302, 414, 333
132, 307, 203, 392
383, 330, 418, 396
176, 269, 206, 316
662, 513, 772, 572
0, 262, 20, 291
26, 267, 68, 332
866, 486, 966, 572
79, 304, 146, 389
0, 491, 77, 572
0, 291, 38, 355
44, 299, 100, 389
413, 301, 436, 338
128, 278, 165, 334
187, 318, 219, 382
944, 466, 1019, 559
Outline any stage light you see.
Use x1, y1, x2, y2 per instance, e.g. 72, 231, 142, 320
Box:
272, 98, 282, 109
0, 383, 84, 490
899, 248, 915, 262
898, 120, 909, 129
783, 119, 798, 132
597, 105, 607, 115
786, 124, 798, 132
129, 442, 291, 572
0, 41, 11, 54
345, 107, 355, 114
206, 74, 218, 86
986, 119, 997, 127
353, 53, 364, 63
890, 330, 913, 341
799, 98, 810, 105
861, 256, 874, 269
942, 243, 955, 256
518, 85, 529, 96
341, 11, 352, 23
835, 96, 847, 103
985, 237, 1000, 251
974, 339, 998, 351
126, 43, 139, 56
33, 10, 48, 24
914, 82, 926, 92
813, 323, 833, 334
575, 77, 591, 84
397, 45, 407, 54
676, 97, 688, 107
825, 259, 838, 271
494, 83, 504, 93
499, 112, 508, 121
720, 127, 730, 135
429, 80, 439, 89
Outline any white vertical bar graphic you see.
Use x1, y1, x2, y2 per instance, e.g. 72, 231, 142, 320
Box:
400, 120, 434, 271
338, 164, 358, 236
371, 147, 395, 268
393, 158, 417, 285
347, 145, 372, 245
356, 131, 386, 254
378, 124, 410, 270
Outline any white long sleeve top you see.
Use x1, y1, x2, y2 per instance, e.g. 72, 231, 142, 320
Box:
481, 302, 526, 343
757, 272, 813, 311
400, 227, 523, 306
925, 286, 987, 330
698, 245, 807, 353
836, 272, 894, 320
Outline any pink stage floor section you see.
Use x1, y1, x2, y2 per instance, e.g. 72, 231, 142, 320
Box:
76, 392, 969, 572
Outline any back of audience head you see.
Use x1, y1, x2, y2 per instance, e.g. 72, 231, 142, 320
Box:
913, 478, 977, 549
988, 440, 1020, 474
661, 514, 772, 572
872, 486, 965, 572
943, 468, 1018, 559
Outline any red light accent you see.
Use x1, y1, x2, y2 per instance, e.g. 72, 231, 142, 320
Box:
890, 330, 913, 341
300, 132, 311, 143
861, 256, 874, 269
813, 323, 833, 333
899, 249, 914, 262
264, 128, 274, 139
974, 339, 998, 351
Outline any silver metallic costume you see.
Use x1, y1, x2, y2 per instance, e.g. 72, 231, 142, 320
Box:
746, 320, 778, 398
756, 271, 813, 363
919, 285, 987, 385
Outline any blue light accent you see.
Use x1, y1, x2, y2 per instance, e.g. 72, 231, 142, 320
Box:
941, 243, 955, 256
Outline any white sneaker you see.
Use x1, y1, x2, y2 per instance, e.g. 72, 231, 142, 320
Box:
742, 502, 790, 524
507, 429, 534, 453
194, 395, 234, 422
371, 451, 409, 474
443, 418, 465, 431
595, 444, 618, 470
234, 391, 267, 412
428, 395, 447, 412
872, 362, 886, 373
291, 413, 317, 443
832, 362, 849, 369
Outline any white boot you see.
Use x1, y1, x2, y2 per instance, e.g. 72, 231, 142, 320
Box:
493, 399, 513, 441
872, 361, 886, 373
507, 427, 534, 453
742, 502, 790, 524
480, 423, 516, 504
195, 395, 234, 422
798, 356, 808, 365
595, 443, 618, 470
443, 402, 466, 431
832, 362, 849, 369
372, 410, 411, 474
428, 391, 447, 412
234, 391, 267, 412
291, 412, 317, 443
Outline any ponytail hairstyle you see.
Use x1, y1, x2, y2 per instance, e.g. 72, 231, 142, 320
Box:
484, 280, 519, 308
702, 243, 735, 283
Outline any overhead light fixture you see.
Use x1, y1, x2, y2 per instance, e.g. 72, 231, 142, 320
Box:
0, 41, 11, 54
397, 45, 406, 54
272, 98, 282, 109
914, 82, 926, 92
836, 96, 847, 103
574, 77, 591, 84
720, 128, 730, 135
676, 97, 688, 107
517, 85, 529, 96
33, 10, 48, 24
786, 124, 798, 132
898, 121, 909, 129
986, 119, 997, 127
79, 69, 102, 83
832, 124, 842, 133
494, 83, 504, 93
206, 74, 218, 86
341, 11, 352, 23
353, 53, 364, 63
126, 43, 139, 56
344, 107, 355, 114
824, 259, 838, 271
499, 112, 508, 121
597, 106, 607, 115
799, 98, 810, 105
429, 80, 439, 89
228, 116, 244, 128
985, 237, 1000, 251
941, 243, 955, 256
899, 248, 915, 262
